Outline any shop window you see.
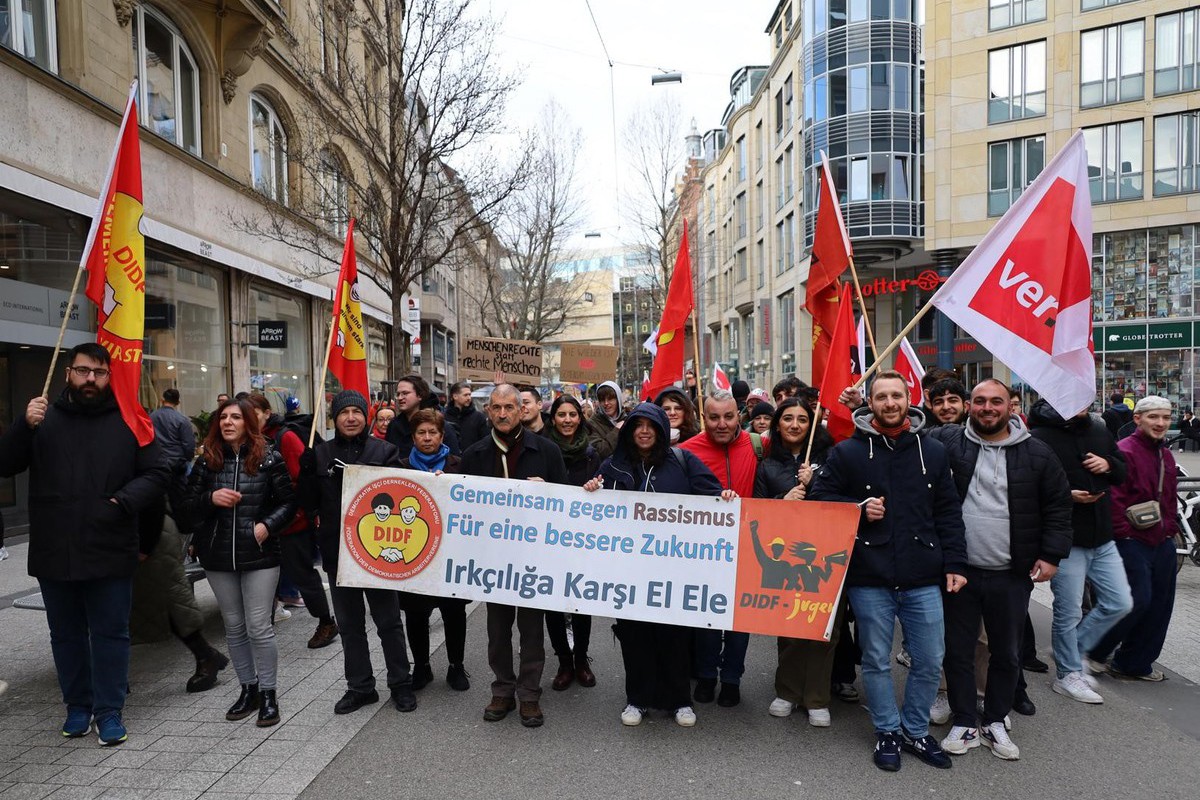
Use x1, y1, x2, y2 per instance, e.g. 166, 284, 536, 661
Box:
1155, 9, 1200, 96
1148, 226, 1195, 319
1081, 21, 1145, 108
249, 286, 311, 413
1098, 230, 1148, 321
250, 94, 289, 204
0, 0, 57, 71
132, 5, 200, 155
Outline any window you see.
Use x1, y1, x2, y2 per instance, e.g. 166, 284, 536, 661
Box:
989, 0, 1045, 30
1082, 0, 1137, 10
988, 41, 1046, 123
778, 291, 796, 355
1154, 112, 1200, 196
784, 147, 795, 200
1084, 120, 1144, 203
1156, 9, 1200, 96
988, 136, 1046, 215
849, 66, 868, 113
0, 0, 57, 71
850, 157, 869, 201
133, 5, 200, 155
756, 240, 765, 289
318, 150, 350, 235
736, 136, 747, 182
774, 88, 784, 139
250, 95, 288, 204
737, 247, 748, 282
319, 3, 347, 86
775, 221, 786, 274
784, 75, 794, 133
1081, 21, 1144, 107
755, 182, 764, 230
736, 192, 747, 239
785, 214, 796, 271
755, 122, 764, 171
775, 156, 786, 208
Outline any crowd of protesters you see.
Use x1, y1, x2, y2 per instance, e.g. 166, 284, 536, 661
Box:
0, 345, 1182, 773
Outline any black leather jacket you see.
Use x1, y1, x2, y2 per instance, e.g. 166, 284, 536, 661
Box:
185, 443, 296, 572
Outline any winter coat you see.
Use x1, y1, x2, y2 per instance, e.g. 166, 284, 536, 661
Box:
586, 414, 619, 459
458, 427, 568, 485
299, 433, 403, 569
0, 390, 169, 581
444, 402, 488, 452
262, 416, 309, 535
1102, 403, 1133, 439
1110, 429, 1179, 546
679, 428, 760, 496
596, 404, 722, 497
926, 418, 1073, 574
185, 443, 296, 572
386, 409, 461, 456
1027, 400, 1127, 549
754, 438, 831, 500
810, 407, 968, 589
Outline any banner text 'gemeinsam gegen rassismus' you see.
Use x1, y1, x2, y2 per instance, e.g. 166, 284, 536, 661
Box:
337, 467, 860, 641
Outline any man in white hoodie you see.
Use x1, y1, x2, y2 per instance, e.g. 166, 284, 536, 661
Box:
926, 380, 1072, 762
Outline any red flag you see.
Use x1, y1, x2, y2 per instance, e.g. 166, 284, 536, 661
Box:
646, 222, 694, 397
712, 362, 731, 392
805, 152, 852, 382
895, 336, 926, 407
817, 285, 860, 442
82, 83, 153, 446
640, 370, 651, 401
931, 131, 1093, 417
327, 219, 370, 398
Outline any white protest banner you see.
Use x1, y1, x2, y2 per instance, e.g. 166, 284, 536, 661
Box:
337, 466, 860, 641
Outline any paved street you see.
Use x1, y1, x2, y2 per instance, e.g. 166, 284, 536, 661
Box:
0, 534, 1198, 799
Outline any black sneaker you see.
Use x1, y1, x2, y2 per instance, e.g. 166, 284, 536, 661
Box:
334, 689, 379, 715
1022, 656, 1050, 673
391, 685, 417, 713
716, 682, 741, 707
693, 677, 717, 704
411, 662, 434, 691
874, 731, 902, 771
446, 663, 471, 692
900, 729, 953, 769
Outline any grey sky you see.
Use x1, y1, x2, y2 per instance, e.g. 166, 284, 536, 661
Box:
493, 0, 780, 249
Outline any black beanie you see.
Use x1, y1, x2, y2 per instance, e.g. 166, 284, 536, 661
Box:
731, 380, 751, 401
332, 389, 368, 418
749, 401, 775, 421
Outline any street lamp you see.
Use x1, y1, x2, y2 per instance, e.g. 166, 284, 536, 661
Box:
651, 72, 683, 85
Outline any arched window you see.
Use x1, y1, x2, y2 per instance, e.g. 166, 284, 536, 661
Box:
250, 94, 288, 203
318, 149, 349, 236
132, 5, 200, 155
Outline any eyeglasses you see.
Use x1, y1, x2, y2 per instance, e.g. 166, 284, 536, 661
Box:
68, 366, 110, 378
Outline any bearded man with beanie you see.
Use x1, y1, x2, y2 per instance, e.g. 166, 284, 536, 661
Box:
299, 390, 416, 715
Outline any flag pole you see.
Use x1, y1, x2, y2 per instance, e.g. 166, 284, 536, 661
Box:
804, 402, 824, 464
311, 218, 356, 448
43, 80, 139, 399
847, 258, 880, 363
691, 309, 705, 431
852, 301, 939, 390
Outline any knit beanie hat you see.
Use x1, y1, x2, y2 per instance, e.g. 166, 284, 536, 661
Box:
332, 389, 368, 418
749, 401, 775, 421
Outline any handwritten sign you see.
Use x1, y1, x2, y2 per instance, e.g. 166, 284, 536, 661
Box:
458, 336, 542, 383
559, 344, 619, 384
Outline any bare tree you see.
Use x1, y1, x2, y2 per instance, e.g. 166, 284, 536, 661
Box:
622, 96, 686, 306
235, 0, 531, 375
468, 102, 587, 342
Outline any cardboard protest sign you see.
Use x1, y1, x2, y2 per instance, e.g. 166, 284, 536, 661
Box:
559, 344, 619, 384
458, 337, 542, 383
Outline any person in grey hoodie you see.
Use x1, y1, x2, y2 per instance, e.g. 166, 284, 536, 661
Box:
926, 379, 1072, 761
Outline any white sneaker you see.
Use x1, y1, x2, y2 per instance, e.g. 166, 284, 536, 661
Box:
1053, 672, 1104, 704
941, 725, 980, 754
981, 721, 1020, 760
1083, 656, 1108, 676
1080, 671, 1101, 691
807, 708, 831, 727
674, 706, 697, 727
929, 692, 951, 725
895, 648, 912, 668
768, 697, 796, 717
275, 607, 292, 621
1003, 714, 1012, 731
0, 546, 8, 561
620, 704, 645, 726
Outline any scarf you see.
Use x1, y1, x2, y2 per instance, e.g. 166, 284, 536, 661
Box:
549, 427, 589, 464
491, 427, 524, 479
870, 416, 912, 439
408, 443, 449, 473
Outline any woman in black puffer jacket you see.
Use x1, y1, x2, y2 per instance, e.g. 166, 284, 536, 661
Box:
186, 398, 295, 728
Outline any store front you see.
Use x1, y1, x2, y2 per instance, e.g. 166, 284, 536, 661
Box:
247, 283, 311, 416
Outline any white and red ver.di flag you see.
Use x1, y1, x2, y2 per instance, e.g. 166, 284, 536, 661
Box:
895, 336, 925, 408
931, 131, 1094, 418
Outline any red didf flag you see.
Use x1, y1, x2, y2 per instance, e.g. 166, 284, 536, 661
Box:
817, 284, 860, 442
646, 222, 694, 397
805, 153, 852, 383
327, 220, 370, 398
82, 84, 154, 446
931, 131, 1094, 418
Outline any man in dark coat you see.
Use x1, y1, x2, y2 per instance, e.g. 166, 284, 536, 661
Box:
926, 380, 1072, 761
444, 381, 487, 451
0, 343, 169, 745
1102, 393, 1133, 439
459, 383, 568, 729
1027, 399, 1131, 705
387, 373, 460, 456
810, 370, 967, 773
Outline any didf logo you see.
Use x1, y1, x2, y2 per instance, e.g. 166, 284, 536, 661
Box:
343, 477, 443, 580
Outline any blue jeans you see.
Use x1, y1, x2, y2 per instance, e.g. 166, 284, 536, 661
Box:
694, 629, 750, 685
1090, 538, 1177, 676
1050, 542, 1133, 678
38, 577, 133, 718
849, 584, 944, 737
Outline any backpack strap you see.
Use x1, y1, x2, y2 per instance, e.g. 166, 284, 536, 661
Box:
748, 432, 764, 462
670, 446, 687, 473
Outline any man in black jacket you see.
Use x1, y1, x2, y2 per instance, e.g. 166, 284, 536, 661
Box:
810, 370, 967, 773
927, 380, 1072, 762
0, 343, 168, 745
460, 383, 568, 729
1028, 400, 1132, 704
444, 381, 487, 451
387, 373, 460, 456
299, 390, 416, 715
1102, 393, 1133, 439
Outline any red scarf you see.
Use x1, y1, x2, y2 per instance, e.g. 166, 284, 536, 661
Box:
870, 416, 912, 439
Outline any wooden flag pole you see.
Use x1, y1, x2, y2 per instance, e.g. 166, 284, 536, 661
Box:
852, 301, 938, 391
41, 266, 88, 398
691, 310, 705, 431
847, 257, 880, 363
310, 297, 339, 448
804, 401, 824, 464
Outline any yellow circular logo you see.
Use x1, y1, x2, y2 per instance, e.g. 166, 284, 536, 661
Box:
343, 476, 442, 580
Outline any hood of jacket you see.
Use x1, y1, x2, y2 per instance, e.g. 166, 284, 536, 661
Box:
598, 380, 626, 422
964, 415, 1031, 448
53, 386, 119, 417
613, 402, 670, 465
851, 405, 926, 437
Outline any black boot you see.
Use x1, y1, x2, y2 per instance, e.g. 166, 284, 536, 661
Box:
411, 662, 434, 691
694, 677, 717, 704
226, 683, 259, 721
186, 648, 229, 694
446, 663, 471, 692
391, 683, 417, 713
256, 689, 280, 727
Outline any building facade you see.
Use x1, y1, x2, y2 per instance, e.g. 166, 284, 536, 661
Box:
925, 0, 1200, 408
